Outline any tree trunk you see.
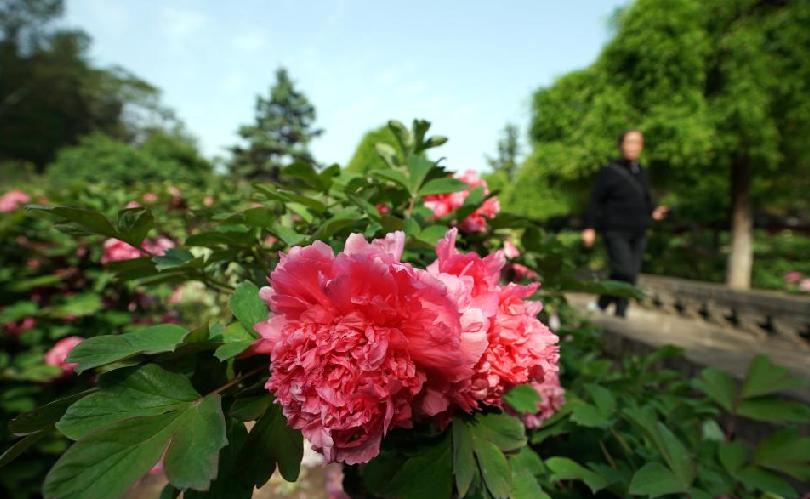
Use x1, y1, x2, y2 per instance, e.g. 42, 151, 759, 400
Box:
726, 158, 753, 289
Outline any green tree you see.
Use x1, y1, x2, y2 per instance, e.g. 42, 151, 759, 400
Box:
486, 123, 521, 181
345, 125, 398, 174
0, 0, 177, 172
518, 0, 810, 289
229, 68, 323, 180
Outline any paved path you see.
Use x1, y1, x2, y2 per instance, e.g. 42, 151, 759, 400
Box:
567, 292, 810, 403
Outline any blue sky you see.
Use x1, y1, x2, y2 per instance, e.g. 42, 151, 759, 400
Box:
63, 0, 624, 171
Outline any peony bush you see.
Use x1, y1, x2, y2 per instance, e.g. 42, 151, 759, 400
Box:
1, 120, 808, 499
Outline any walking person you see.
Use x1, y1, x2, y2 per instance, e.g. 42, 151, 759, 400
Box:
582, 129, 668, 317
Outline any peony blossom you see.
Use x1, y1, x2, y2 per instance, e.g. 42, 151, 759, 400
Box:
503, 240, 521, 258
44, 336, 84, 375
255, 231, 475, 464
4, 317, 36, 337
428, 230, 559, 410
101, 237, 174, 264
800, 279, 810, 292
519, 372, 566, 428
423, 170, 500, 233
784, 271, 801, 283
0, 190, 30, 212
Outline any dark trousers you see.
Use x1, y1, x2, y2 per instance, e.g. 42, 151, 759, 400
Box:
598, 230, 646, 317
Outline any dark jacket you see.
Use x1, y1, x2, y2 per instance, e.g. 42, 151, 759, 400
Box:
583, 159, 654, 232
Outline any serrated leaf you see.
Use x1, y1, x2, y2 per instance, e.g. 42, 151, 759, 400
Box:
406, 155, 433, 194
629, 462, 686, 497
471, 433, 511, 499
585, 383, 616, 416
504, 384, 541, 414
185, 422, 252, 499
116, 207, 154, 246
67, 324, 189, 373
229, 282, 267, 334
57, 364, 199, 439
152, 248, 197, 271
570, 400, 611, 428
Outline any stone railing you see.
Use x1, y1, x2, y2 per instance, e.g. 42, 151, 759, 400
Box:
637, 274, 810, 348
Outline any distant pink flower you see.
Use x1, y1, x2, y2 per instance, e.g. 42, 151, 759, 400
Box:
423, 170, 500, 233
375, 203, 390, 215
264, 235, 278, 247
255, 231, 474, 464
142, 192, 158, 202
503, 240, 521, 258
519, 372, 565, 428
203, 195, 215, 207
101, 237, 174, 264
141, 236, 174, 256
800, 279, 810, 292
0, 190, 30, 212
4, 317, 36, 337
101, 239, 142, 263
168, 186, 182, 197
126, 200, 141, 208
785, 271, 802, 283
44, 336, 84, 375
507, 263, 539, 282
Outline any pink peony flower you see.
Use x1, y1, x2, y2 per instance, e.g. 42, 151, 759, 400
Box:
423, 170, 500, 233
101, 239, 143, 263
784, 271, 801, 283
44, 336, 84, 375
4, 317, 36, 337
0, 190, 30, 212
519, 372, 566, 428
425, 229, 559, 414
142, 192, 158, 202
101, 237, 174, 264
255, 231, 475, 464
800, 279, 810, 292
126, 200, 141, 208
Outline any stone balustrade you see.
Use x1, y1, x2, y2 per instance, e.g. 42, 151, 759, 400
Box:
637, 274, 810, 348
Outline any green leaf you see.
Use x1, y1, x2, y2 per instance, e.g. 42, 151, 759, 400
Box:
212, 322, 255, 361
229, 395, 272, 422
629, 462, 687, 497
504, 384, 541, 414
413, 224, 449, 246
656, 422, 695, 486
752, 428, 810, 481
47, 293, 102, 319
164, 395, 228, 490
152, 248, 198, 271
116, 207, 154, 246
718, 440, 746, 474
418, 177, 468, 196
185, 422, 252, 499
242, 207, 275, 229
570, 400, 611, 428
57, 364, 199, 440
406, 155, 434, 194
28, 205, 117, 237
468, 412, 526, 451
239, 403, 303, 486
387, 434, 454, 499
229, 282, 267, 334
471, 433, 511, 499
585, 383, 616, 416
452, 418, 476, 497
371, 168, 409, 190
44, 394, 226, 499
9, 391, 93, 435
0, 430, 49, 468
67, 324, 190, 373
692, 368, 736, 411
510, 448, 548, 499
271, 224, 306, 246
737, 396, 810, 423
311, 208, 361, 241
741, 354, 803, 399
545, 457, 609, 494
735, 466, 797, 498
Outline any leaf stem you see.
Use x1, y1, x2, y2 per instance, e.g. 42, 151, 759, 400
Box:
210, 366, 266, 396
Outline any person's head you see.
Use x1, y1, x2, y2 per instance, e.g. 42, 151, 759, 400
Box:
618, 129, 644, 162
